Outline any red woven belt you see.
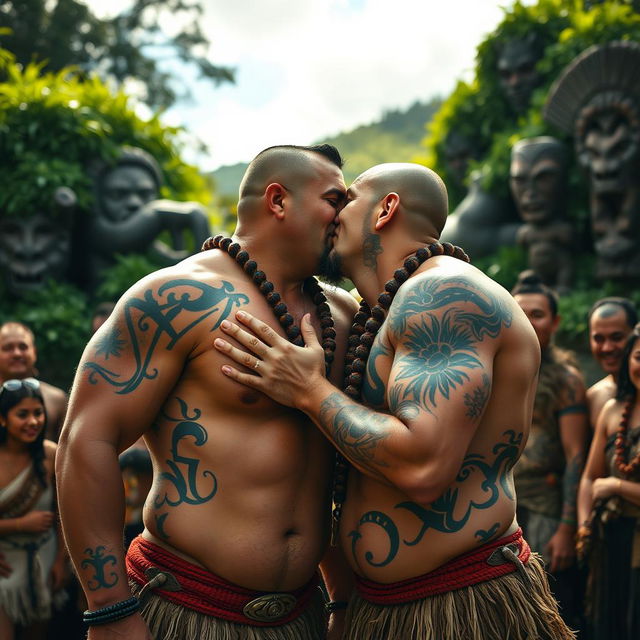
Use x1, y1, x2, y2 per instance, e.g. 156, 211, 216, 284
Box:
126, 536, 320, 626
355, 528, 531, 604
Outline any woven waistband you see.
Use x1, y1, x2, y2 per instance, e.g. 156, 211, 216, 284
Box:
355, 528, 530, 604
126, 536, 320, 626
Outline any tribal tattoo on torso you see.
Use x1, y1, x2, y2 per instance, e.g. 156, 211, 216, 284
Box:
321, 273, 522, 568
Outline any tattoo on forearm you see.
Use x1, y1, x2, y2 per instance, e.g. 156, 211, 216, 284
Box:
561, 452, 585, 525
395, 310, 482, 413
81, 546, 118, 590
464, 374, 491, 420
84, 279, 249, 394
320, 393, 390, 472
348, 430, 522, 568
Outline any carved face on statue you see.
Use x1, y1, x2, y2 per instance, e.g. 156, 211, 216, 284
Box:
0, 213, 71, 296
443, 132, 475, 189
497, 37, 541, 115
98, 164, 159, 222
510, 137, 567, 225
577, 97, 640, 195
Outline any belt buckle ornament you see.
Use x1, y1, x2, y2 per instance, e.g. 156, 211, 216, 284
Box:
243, 593, 297, 622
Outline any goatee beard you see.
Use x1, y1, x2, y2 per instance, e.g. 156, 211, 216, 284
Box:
317, 248, 344, 284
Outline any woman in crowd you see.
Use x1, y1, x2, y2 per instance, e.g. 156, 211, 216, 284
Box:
577, 323, 640, 640
0, 378, 66, 640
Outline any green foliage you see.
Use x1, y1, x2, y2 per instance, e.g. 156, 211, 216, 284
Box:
97, 254, 162, 302
0, 46, 217, 385
474, 246, 528, 289
0, 0, 234, 110
319, 99, 442, 184
0, 56, 213, 218
0, 280, 91, 389
423, 0, 640, 211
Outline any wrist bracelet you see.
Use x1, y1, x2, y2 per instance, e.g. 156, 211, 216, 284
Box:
83, 597, 140, 626
326, 600, 348, 613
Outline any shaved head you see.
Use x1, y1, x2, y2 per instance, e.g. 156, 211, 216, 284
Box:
238, 144, 343, 219
352, 163, 448, 238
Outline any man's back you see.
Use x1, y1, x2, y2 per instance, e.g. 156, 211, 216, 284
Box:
340, 257, 540, 581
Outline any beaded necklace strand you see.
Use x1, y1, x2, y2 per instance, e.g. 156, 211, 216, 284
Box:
614, 400, 640, 477
202, 235, 338, 373
331, 241, 469, 542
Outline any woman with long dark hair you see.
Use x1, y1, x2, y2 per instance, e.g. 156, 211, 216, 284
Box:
577, 323, 640, 639
0, 378, 66, 640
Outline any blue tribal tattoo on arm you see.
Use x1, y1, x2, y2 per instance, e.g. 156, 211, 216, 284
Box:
84, 279, 249, 394
81, 546, 118, 591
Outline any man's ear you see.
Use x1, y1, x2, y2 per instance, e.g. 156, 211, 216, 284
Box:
264, 183, 287, 219
375, 192, 400, 230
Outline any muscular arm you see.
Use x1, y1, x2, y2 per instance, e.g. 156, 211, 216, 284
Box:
545, 367, 588, 571
217, 273, 514, 505
577, 401, 612, 526
56, 272, 248, 631
557, 368, 589, 528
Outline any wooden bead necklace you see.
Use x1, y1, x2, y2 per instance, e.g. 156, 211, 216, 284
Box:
201, 235, 337, 374
614, 400, 640, 477
331, 241, 470, 540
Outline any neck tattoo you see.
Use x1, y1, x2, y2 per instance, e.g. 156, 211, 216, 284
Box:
331, 241, 470, 542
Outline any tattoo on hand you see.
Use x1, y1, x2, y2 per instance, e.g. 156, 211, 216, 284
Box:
84, 279, 249, 394
81, 546, 118, 591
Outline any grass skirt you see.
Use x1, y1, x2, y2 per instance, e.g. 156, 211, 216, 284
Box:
130, 580, 327, 640
345, 553, 575, 640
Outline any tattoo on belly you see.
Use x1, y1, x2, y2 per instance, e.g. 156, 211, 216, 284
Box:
153, 398, 218, 535
81, 546, 118, 590
348, 430, 521, 568
84, 279, 249, 394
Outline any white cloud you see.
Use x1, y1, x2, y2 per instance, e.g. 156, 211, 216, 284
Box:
86, 1, 525, 169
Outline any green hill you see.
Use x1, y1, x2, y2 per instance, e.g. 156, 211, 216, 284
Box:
211, 98, 442, 199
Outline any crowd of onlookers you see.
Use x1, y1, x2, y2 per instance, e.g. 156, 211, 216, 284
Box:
0, 277, 638, 639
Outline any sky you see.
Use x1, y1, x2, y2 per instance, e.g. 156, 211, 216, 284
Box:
93, 1, 527, 171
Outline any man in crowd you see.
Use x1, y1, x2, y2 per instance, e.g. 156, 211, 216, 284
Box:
214, 163, 574, 639
56, 144, 358, 640
511, 271, 589, 631
0, 321, 68, 441
586, 297, 637, 430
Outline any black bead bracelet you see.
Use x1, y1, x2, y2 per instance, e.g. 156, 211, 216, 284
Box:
83, 596, 140, 626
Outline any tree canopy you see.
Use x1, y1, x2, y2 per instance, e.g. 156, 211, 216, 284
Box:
0, 0, 235, 109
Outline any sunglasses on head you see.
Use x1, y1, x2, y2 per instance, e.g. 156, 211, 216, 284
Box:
1, 378, 41, 394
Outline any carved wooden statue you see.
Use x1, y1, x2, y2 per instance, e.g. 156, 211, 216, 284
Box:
544, 41, 640, 282
510, 137, 573, 294
84, 146, 211, 290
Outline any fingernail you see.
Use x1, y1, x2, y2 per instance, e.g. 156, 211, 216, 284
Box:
222, 365, 232, 374
221, 320, 230, 329
237, 310, 246, 319
214, 338, 226, 348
